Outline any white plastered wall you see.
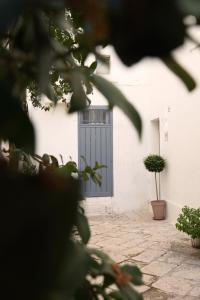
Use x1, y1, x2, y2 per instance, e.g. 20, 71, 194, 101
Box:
29, 27, 200, 221
29, 46, 152, 216
29, 102, 78, 164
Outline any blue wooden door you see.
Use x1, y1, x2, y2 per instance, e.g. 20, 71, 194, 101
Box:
78, 106, 113, 197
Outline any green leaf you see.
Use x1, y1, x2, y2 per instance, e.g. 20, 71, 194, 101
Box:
50, 155, 59, 168
37, 35, 55, 102
0, 0, 23, 36
103, 274, 116, 288
61, 242, 91, 298
84, 80, 93, 95
120, 265, 143, 286
89, 61, 97, 74
42, 153, 50, 165
161, 55, 196, 92
91, 75, 142, 138
68, 72, 88, 113
94, 161, 107, 170
108, 291, 123, 300
90, 256, 102, 275
79, 171, 89, 182
58, 161, 78, 177
66, 161, 78, 172
119, 285, 143, 300
87, 248, 114, 265
87, 248, 116, 277
9, 148, 22, 170
42, 83, 58, 103
74, 279, 94, 300
178, 0, 200, 16
84, 166, 93, 174
32, 153, 43, 161
0, 80, 35, 153
76, 210, 91, 244
73, 49, 83, 63
91, 173, 102, 186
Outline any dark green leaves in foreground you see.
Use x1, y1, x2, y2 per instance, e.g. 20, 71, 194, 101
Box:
161, 55, 196, 92
121, 265, 143, 286
76, 209, 91, 245
178, 0, 200, 16
91, 75, 142, 138
0, 0, 23, 36
108, 0, 185, 66
0, 79, 35, 153
86, 248, 143, 300
0, 168, 80, 300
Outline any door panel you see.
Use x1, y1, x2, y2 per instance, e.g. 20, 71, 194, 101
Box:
78, 107, 113, 197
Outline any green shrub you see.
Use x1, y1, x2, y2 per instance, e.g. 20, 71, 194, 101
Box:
144, 154, 165, 173
176, 206, 200, 239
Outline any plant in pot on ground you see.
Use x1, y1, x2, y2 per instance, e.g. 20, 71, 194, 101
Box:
176, 206, 200, 248
144, 154, 166, 220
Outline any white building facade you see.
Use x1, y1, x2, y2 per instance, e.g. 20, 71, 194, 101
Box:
29, 28, 200, 223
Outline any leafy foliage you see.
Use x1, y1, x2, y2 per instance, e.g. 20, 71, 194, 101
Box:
0, 1, 200, 299
144, 155, 166, 173
3, 147, 105, 184
108, 0, 185, 66
176, 206, 200, 239
1, 0, 199, 151
0, 158, 81, 300
1, 146, 145, 300
178, 0, 200, 16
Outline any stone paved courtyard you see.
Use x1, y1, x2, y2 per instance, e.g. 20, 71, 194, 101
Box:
88, 210, 200, 299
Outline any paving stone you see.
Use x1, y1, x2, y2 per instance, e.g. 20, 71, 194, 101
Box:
183, 297, 200, 300
158, 251, 187, 264
170, 296, 186, 300
174, 296, 199, 300
89, 243, 104, 249
125, 238, 150, 247
125, 246, 146, 258
177, 294, 199, 299
134, 285, 151, 294
143, 287, 171, 299
143, 274, 158, 286
142, 261, 177, 277
145, 241, 171, 251
152, 276, 194, 296
189, 286, 200, 297
104, 251, 128, 263
108, 237, 128, 245
134, 249, 166, 263
171, 241, 200, 256
101, 243, 123, 252
88, 213, 200, 299
185, 257, 200, 266
170, 263, 200, 281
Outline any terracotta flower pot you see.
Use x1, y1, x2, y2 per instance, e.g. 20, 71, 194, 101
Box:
151, 200, 166, 220
191, 238, 200, 249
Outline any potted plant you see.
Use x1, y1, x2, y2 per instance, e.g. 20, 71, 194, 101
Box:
176, 206, 200, 248
144, 154, 166, 220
